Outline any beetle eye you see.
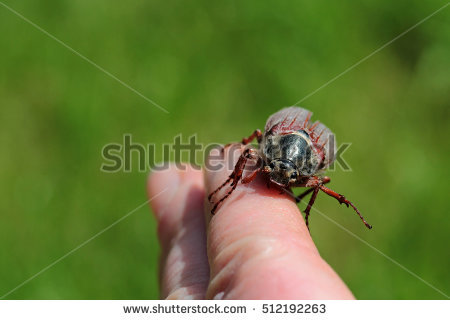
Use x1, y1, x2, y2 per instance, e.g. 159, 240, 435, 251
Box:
269, 162, 275, 169
290, 172, 298, 180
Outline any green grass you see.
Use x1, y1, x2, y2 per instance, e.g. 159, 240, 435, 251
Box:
0, 0, 449, 299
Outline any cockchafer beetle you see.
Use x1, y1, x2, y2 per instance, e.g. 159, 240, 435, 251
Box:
208, 106, 372, 230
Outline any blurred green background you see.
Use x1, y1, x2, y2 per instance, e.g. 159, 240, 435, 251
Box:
0, 0, 449, 299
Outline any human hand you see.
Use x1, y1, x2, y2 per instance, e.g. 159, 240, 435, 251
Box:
147, 146, 355, 299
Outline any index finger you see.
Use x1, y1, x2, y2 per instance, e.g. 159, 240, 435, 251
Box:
204, 145, 355, 299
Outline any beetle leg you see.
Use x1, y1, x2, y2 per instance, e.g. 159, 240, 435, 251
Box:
208, 146, 256, 201
207, 176, 232, 201
241, 129, 262, 145
319, 185, 372, 229
220, 130, 260, 156
294, 188, 314, 203
241, 157, 262, 184
293, 176, 331, 203
321, 176, 331, 184
210, 148, 257, 214
286, 176, 331, 231
208, 151, 243, 201
304, 187, 320, 232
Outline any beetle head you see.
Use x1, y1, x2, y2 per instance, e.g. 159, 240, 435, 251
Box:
265, 159, 299, 187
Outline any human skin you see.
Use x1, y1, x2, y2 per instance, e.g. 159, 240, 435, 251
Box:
147, 146, 355, 299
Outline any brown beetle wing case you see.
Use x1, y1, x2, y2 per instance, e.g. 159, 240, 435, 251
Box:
309, 121, 336, 169
265, 106, 312, 134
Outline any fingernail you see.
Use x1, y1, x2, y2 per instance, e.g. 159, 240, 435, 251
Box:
213, 291, 225, 300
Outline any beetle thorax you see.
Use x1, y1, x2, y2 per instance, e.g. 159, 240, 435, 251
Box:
261, 130, 320, 180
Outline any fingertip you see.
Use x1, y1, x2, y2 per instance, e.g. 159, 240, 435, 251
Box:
147, 164, 180, 218
147, 163, 209, 299
147, 163, 204, 218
